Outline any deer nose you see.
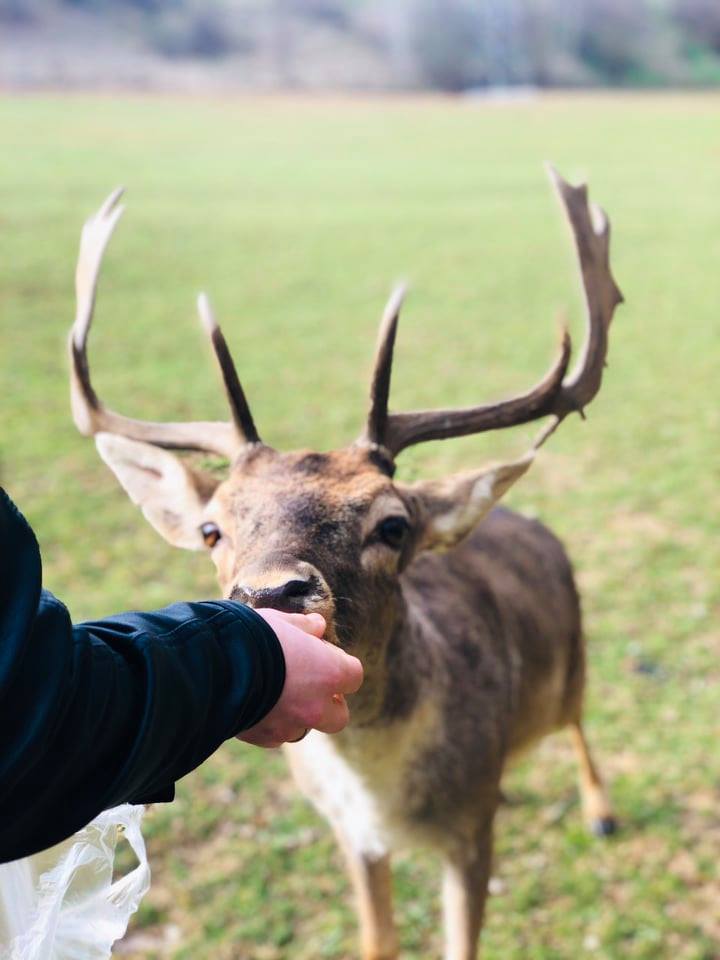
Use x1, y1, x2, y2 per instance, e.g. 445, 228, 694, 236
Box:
230, 576, 316, 613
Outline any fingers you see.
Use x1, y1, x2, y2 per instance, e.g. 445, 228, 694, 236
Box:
256, 608, 326, 639
255, 608, 362, 690
238, 609, 364, 748
318, 641, 363, 695
239, 679, 355, 745
313, 692, 350, 735
238, 727, 284, 749
335, 650, 364, 694
238, 718, 307, 749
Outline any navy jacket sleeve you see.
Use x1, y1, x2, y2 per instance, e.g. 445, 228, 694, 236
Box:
0, 488, 286, 864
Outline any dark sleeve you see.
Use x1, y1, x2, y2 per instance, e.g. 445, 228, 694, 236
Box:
0, 488, 286, 864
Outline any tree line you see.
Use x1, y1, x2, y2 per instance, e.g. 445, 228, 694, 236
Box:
3, 0, 720, 90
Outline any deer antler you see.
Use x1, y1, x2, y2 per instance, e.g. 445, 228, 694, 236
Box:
69, 188, 260, 458
531, 166, 624, 448
359, 167, 623, 459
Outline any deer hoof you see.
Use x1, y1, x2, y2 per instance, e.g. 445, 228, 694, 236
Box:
590, 815, 618, 837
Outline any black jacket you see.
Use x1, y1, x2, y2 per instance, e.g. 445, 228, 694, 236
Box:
0, 488, 285, 864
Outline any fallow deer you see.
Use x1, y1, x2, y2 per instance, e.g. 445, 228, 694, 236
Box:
69, 168, 622, 960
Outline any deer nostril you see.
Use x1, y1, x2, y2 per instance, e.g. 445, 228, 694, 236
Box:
233, 576, 318, 613
254, 579, 313, 606
282, 579, 313, 599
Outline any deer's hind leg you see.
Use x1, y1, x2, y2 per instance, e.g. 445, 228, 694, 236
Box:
562, 629, 616, 837
441, 813, 495, 960
569, 722, 616, 836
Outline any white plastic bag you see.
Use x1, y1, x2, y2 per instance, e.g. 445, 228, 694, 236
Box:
0, 805, 150, 960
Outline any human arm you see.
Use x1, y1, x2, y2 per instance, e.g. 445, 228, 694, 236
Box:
0, 489, 361, 862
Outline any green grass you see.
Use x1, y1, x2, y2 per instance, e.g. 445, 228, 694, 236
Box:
1, 92, 718, 959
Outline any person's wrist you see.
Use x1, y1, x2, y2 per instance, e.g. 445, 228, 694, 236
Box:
221, 602, 288, 736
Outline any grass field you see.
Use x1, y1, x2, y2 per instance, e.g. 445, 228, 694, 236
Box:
1, 93, 718, 960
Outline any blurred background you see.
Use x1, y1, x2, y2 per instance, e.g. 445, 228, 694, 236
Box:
3, 0, 720, 91
1, 2, 719, 959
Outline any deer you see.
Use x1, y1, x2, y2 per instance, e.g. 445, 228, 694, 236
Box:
68, 167, 623, 960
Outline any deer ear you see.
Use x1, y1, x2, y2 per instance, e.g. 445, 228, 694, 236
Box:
95, 433, 216, 551
408, 453, 534, 553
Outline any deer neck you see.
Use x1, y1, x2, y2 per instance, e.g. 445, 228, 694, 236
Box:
340, 581, 427, 729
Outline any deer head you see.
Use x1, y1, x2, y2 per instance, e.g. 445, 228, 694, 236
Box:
69, 170, 622, 654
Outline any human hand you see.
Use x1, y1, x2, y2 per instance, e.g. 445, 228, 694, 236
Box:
238, 610, 363, 748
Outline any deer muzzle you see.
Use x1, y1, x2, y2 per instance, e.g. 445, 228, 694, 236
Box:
229, 563, 340, 644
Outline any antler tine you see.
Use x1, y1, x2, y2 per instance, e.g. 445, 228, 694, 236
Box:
197, 294, 260, 445
363, 283, 406, 449
357, 167, 622, 460
357, 293, 572, 459
69, 189, 246, 460
533, 166, 624, 448
380, 331, 571, 456
70, 185, 126, 433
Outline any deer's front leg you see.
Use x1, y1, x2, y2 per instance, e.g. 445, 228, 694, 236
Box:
284, 736, 398, 959
335, 836, 398, 960
441, 819, 494, 960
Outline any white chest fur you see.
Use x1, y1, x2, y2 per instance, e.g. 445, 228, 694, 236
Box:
285, 732, 390, 857
284, 698, 441, 856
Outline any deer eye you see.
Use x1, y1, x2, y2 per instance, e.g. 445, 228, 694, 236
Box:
376, 516, 410, 550
200, 522, 222, 548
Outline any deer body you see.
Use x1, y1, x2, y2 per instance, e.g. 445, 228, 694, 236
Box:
293, 504, 581, 846
68, 169, 622, 958
285, 505, 593, 959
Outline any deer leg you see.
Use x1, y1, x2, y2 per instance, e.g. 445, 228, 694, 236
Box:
569, 722, 616, 836
335, 836, 398, 960
441, 822, 494, 960
284, 738, 398, 958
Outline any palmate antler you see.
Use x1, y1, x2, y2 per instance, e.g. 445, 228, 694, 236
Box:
359, 167, 623, 459
69, 188, 260, 459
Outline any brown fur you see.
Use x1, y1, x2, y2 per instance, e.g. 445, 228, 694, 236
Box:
92, 432, 615, 958
186, 444, 613, 958
74, 170, 622, 958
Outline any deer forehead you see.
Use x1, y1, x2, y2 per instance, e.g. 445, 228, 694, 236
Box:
212, 447, 396, 531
